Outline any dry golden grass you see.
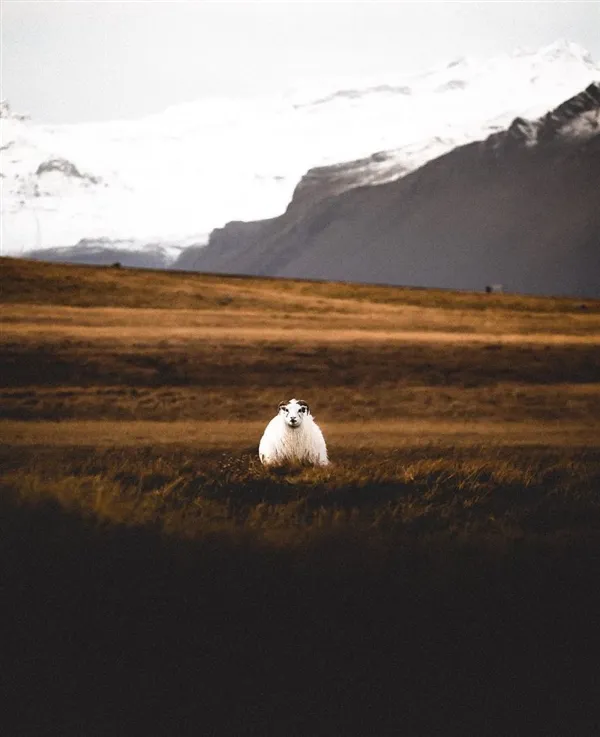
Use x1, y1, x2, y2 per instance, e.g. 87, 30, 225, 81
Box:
4, 268, 600, 339
5, 311, 600, 344
3, 382, 600, 425
2, 417, 598, 449
2, 257, 600, 737
2, 256, 598, 545
2, 256, 599, 483
4, 256, 599, 314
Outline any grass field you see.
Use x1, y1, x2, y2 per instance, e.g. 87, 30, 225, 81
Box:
1, 257, 600, 736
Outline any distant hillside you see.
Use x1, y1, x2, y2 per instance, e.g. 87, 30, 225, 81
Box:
24, 238, 184, 270
4, 256, 598, 316
181, 83, 600, 298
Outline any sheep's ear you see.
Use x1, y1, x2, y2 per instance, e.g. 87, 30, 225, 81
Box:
296, 399, 310, 413
278, 401, 287, 412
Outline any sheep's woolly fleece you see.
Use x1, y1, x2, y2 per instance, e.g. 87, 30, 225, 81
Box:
258, 398, 329, 467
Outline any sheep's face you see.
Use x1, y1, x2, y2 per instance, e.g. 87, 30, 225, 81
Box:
278, 398, 310, 429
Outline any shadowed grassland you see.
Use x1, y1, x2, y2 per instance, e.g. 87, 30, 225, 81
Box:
2, 442, 600, 737
1, 258, 600, 736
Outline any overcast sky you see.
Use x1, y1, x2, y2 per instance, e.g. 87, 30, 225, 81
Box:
2, 1, 600, 124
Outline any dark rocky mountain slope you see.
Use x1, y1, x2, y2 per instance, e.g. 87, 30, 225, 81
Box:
179, 83, 600, 297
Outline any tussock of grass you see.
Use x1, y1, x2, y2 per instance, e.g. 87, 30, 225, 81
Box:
4, 446, 600, 544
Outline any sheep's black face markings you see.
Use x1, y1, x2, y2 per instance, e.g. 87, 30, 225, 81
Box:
277, 399, 311, 428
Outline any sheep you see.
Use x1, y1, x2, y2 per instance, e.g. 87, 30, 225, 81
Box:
258, 398, 329, 467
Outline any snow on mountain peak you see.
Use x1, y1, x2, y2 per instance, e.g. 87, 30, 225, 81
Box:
0, 99, 30, 123
1, 41, 599, 259
537, 39, 595, 65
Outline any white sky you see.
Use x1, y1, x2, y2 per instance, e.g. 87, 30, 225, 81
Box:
2, 0, 600, 124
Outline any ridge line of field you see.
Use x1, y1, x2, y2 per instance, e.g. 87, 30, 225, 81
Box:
3, 323, 600, 344
2, 419, 598, 448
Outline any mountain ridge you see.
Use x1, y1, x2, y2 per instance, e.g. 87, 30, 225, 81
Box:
2, 40, 599, 261
181, 83, 600, 298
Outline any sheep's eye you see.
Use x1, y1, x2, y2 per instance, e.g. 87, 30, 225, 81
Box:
299, 407, 306, 413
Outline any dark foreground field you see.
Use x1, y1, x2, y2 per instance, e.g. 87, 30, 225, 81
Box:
1, 258, 600, 736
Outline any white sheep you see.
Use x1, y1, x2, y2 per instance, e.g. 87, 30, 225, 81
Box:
258, 398, 329, 467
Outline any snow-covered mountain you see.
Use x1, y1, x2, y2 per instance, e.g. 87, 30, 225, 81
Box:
184, 82, 600, 298
1, 40, 598, 264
